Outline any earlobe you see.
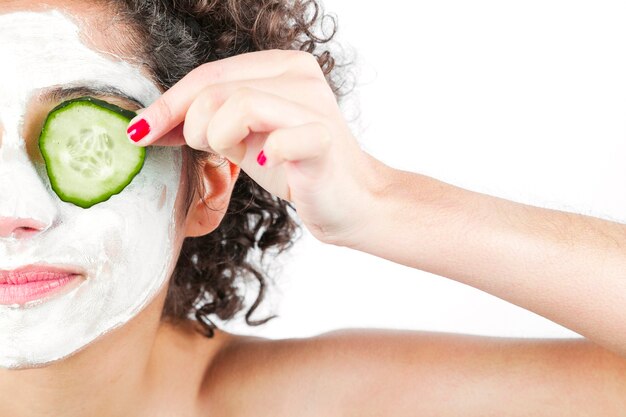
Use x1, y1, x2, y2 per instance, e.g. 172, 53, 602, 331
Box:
184, 158, 240, 238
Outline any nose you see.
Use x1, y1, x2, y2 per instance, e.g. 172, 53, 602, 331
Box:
0, 142, 58, 241
0, 217, 49, 239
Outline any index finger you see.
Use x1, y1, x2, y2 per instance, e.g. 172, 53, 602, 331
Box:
126, 49, 318, 147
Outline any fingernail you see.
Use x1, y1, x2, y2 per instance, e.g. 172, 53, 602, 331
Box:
127, 119, 151, 143
257, 150, 267, 166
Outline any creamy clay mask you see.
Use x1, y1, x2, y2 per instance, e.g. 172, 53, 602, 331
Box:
0, 10, 183, 368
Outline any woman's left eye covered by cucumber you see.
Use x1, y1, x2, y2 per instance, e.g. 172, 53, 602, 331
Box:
38, 96, 146, 209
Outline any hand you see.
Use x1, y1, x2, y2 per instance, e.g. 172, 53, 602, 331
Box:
127, 49, 385, 246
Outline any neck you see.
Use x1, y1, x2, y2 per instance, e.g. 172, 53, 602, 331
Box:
0, 295, 165, 417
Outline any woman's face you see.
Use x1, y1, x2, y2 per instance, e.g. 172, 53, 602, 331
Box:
0, 8, 185, 368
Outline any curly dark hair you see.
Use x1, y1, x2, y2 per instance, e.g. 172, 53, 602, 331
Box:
106, 0, 348, 337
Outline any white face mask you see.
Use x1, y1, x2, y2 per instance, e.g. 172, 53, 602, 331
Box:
0, 10, 183, 368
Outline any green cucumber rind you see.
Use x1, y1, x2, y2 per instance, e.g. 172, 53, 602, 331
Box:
47, 96, 138, 120
38, 97, 145, 209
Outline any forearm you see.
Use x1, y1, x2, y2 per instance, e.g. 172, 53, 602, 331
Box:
357, 159, 626, 355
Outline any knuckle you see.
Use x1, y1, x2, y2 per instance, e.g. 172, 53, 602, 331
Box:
196, 85, 223, 113
264, 49, 296, 70
268, 48, 291, 59
205, 120, 227, 154
206, 135, 228, 155
182, 88, 223, 151
206, 138, 221, 154
184, 125, 209, 151
205, 130, 223, 153
288, 51, 321, 73
182, 124, 203, 150
293, 50, 317, 65
230, 87, 256, 112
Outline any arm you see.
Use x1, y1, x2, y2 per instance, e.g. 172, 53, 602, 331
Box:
355, 160, 626, 356
130, 49, 626, 356
205, 330, 626, 417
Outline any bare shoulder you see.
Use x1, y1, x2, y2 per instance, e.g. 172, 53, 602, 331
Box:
200, 329, 626, 417
145, 320, 238, 416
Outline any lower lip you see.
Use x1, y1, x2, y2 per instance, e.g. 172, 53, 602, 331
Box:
0, 275, 81, 305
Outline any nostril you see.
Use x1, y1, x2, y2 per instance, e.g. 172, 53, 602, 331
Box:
0, 217, 48, 239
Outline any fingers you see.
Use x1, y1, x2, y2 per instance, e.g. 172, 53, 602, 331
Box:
176, 76, 332, 150
127, 50, 325, 146
263, 123, 332, 173
205, 87, 327, 164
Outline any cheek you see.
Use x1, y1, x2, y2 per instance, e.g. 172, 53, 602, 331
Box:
62, 206, 132, 266
69, 147, 184, 268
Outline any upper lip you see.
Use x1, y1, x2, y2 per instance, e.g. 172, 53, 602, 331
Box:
0, 264, 85, 285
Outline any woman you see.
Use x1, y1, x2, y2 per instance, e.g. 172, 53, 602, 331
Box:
0, 0, 625, 415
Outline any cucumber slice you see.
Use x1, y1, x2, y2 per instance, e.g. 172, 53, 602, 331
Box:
39, 97, 145, 209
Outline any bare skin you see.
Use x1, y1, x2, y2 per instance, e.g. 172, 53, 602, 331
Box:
202, 330, 626, 417
1, 1, 626, 416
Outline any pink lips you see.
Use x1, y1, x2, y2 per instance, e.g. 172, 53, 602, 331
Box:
0, 265, 84, 305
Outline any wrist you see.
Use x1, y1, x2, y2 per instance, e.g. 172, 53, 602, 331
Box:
336, 153, 405, 251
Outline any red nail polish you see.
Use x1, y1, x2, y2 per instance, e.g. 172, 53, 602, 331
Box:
127, 119, 151, 142
257, 150, 267, 166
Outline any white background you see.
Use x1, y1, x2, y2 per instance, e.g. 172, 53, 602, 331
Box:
224, 1, 626, 339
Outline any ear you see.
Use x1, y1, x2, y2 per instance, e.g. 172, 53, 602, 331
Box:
183, 157, 240, 238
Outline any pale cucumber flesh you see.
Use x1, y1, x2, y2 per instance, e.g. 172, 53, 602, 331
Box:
39, 97, 145, 209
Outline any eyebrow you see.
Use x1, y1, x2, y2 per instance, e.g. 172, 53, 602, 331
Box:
38, 85, 145, 108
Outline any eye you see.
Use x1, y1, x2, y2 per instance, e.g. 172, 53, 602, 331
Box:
39, 96, 145, 208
